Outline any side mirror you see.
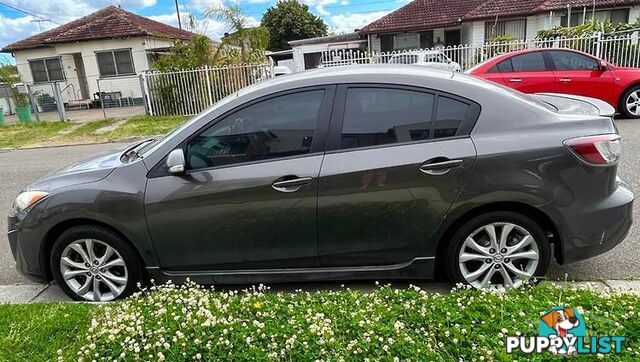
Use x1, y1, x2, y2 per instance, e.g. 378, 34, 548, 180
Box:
599, 60, 608, 70
166, 149, 186, 175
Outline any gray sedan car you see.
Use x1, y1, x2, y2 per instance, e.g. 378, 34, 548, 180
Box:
8, 65, 633, 301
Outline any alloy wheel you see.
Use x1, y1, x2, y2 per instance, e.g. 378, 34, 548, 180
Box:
458, 222, 539, 290
626, 91, 640, 116
59, 239, 128, 302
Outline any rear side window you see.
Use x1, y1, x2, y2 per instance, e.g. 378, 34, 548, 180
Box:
340, 87, 472, 150
434, 97, 469, 138
490, 59, 514, 73
510, 52, 547, 71
548, 50, 599, 70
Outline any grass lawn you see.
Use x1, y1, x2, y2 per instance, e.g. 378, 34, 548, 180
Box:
0, 115, 187, 148
0, 282, 638, 361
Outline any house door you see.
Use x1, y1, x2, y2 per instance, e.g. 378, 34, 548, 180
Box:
73, 54, 89, 99
444, 29, 461, 46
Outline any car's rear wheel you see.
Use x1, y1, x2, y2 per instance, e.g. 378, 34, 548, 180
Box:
51, 225, 142, 301
619, 86, 640, 118
445, 211, 551, 290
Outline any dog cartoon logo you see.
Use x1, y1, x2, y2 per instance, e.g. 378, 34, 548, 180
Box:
539, 307, 586, 355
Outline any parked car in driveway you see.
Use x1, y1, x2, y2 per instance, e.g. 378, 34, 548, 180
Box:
8, 65, 633, 301
388, 50, 462, 72
467, 48, 640, 118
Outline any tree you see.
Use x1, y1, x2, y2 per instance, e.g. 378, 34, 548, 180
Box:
153, 35, 217, 71
208, 3, 270, 64
0, 63, 19, 84
261, 0, 328, 51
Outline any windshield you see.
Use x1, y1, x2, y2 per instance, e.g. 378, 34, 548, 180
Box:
139, 93, 239, 157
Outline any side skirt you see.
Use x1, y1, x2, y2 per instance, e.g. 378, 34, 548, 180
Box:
146, 257, 435, 285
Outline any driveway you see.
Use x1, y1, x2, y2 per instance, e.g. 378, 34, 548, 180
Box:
1, 120, 639, 286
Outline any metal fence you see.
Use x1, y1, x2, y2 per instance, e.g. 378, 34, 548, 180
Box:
96, 75, 147, 119
320, 30, 640, 71
144, 63, 273, 116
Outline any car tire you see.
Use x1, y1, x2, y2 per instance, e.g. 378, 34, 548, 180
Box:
445, 211, 551, 290
618, 85, 640, 119
50, 225, 143, 302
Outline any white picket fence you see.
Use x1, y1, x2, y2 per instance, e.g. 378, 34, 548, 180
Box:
144, 63, 273, 116
320, 30, 640, 71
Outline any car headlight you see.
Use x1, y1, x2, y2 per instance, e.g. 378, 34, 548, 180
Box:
13, 191, 49, 213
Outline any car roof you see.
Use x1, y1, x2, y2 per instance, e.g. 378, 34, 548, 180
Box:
467, 47, 599, 74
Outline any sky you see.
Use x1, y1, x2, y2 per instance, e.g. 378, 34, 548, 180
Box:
0, 0, 407, 64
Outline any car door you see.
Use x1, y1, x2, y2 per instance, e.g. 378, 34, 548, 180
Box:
495, 51, 556, 93
144, 87, 335, 271
317, 85, 478, 267
547, 50, 615, 101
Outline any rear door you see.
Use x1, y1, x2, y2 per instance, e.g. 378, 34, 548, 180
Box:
494, 51, 556, 93
317, 85, 478, 267
547, 50, 615, 102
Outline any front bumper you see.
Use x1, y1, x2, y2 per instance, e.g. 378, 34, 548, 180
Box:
555, 178, 634, 264
7, 212, 49, 283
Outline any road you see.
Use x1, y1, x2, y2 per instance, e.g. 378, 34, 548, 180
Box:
1, 119, 640, 285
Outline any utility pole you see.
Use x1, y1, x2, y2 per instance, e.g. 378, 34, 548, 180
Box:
175, 0, 182, 29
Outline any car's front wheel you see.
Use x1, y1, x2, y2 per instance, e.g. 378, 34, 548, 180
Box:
619, 85, 640, 118
51, 225, 142, 301
445, 211, 551, 290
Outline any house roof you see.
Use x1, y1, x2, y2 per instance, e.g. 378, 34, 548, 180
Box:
2, 6, 197, 52
288, 32, 364, 46
360, 0, 640, 34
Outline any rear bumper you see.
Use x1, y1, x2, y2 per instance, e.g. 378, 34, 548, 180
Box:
554, 178, 633, 264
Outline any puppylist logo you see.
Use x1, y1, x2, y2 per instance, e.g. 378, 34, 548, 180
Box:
506, 306, 625, 356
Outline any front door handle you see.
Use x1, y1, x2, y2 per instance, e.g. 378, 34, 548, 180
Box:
509, 78, 522, 82
272, 177, 313, 192
419, 159, 463, 175
559, 78, 572, 83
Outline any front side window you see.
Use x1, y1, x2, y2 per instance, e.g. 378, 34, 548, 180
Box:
341, 88, 434, 149
186, 90, 324, 170
509, 52, 547, 72
96, 49, 135, 77
549, 51, 599, 71
29, 58, 65, 82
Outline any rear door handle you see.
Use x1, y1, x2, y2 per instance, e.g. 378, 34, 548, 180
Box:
272, 177, 313, 192
419, 159, 463, 175
509, 78, 522, 82
559, 78, 572, 83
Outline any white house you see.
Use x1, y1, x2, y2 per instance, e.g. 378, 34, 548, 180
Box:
360, 0, 640, 53
288, 32, 367, 72
1, 5, 196, 107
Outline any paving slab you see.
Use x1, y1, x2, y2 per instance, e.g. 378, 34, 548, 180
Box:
31, 284, 71, 302
604, 280, 640, 293
546, 280, 611, 292
0, 284, 47, 303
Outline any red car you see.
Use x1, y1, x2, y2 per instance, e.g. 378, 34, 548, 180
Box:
467, 48, 640, 118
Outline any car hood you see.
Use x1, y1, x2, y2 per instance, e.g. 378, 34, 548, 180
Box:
27, 147, 126, 191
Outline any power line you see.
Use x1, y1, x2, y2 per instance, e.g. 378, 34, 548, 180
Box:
0, 1, 62, 24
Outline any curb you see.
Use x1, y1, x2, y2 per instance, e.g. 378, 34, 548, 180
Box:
0, 136, 151, 152
1, 280, 639, 304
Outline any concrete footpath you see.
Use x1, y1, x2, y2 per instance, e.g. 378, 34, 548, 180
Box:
1, 280, 640, 304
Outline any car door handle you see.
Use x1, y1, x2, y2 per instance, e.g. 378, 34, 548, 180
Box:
272, 177, 313, 192
559, 78, 572, 83
419, 159, 463, 175
509, 78, 522, 82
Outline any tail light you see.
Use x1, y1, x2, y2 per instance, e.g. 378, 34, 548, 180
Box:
564, 134, 621, 165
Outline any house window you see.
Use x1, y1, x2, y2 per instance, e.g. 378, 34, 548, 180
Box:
96, 49, 135, 77
419, 30, 434, 49
484, 19, 527, 41
380, 34, 394, 52
561, 8, 629, 26
394, 33, 419, 50
28, 58, 65, 82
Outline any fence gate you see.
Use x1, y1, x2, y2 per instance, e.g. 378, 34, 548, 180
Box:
144, 63, 273, 116
96, 75, 148, 119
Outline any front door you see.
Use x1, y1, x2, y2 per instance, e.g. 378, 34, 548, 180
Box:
547, 50, 615, 103
444, 29, 461, 46
145, 88, 335, 270
72, 53, 89, 99
317, 85, 477, 267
